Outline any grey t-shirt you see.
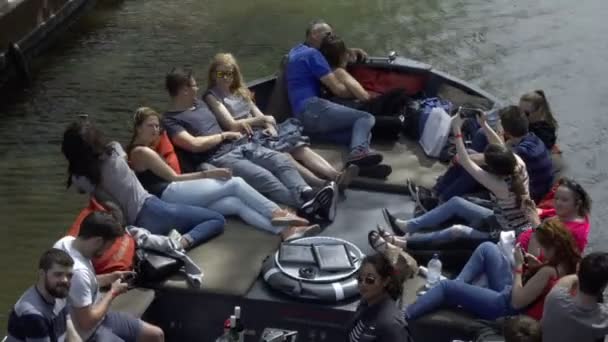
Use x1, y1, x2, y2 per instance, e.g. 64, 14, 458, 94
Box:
71, 142, 151, 225
53, 236, 101, 340
542, 286, 608, 342
162, 100, 245, 165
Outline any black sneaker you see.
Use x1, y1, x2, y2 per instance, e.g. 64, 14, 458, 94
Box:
347, 148, 383, 167
298, 183, 336, 221
358, 164, 393, 179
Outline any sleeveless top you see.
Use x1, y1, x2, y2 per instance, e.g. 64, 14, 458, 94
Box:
491, 164, 532, 233
206, 87, 252, 120
525, 266, 560, 320
135, 170, 170, 197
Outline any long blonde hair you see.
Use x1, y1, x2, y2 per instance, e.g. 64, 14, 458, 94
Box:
206, 53, 252, 100
520, 90, 558, 130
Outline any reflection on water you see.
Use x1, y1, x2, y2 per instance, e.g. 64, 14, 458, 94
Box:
1, 0, 608, 332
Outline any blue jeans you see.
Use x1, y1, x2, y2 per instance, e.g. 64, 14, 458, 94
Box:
135, 196, 225, 247
406, 242, 516, 320
211, 143, 309, 208
434, 130, 488, 201
406, 196, 494, 245
161, 177, 282, 234
299, 97, 375, 152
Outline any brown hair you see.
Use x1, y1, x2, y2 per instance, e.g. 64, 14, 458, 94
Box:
503, 315, 542, 342
520, 90, 558, 130
499, 105, 529, 138
483, 144, 529, 208
320, 34, 347, 68
127, 107, 161, 153
165, 67, 193, 97
557, 177, 592, 217
532, 218, 581, 275
361, 253, 405, 301
206, 53, 252, 101
39, 248, 74, 271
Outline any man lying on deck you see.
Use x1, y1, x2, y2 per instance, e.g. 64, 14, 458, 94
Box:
285, 19, 384, 169
161, 67, 336, 222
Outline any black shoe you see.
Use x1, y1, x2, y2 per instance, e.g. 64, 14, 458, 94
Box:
382, 208, 406, 236
346, 149, 383, 167
358, 164, 393, 179
299, 183, 335, 221
300, 187, 315, 203
405, 178, 418, 197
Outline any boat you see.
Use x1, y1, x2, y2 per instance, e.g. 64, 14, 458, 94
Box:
101, 53, 517, 342
0, 0, 96, 87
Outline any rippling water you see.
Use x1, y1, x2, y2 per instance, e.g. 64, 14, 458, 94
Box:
1, 0, 607, 332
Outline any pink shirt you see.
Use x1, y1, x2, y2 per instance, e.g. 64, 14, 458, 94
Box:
517, 208, 590, 253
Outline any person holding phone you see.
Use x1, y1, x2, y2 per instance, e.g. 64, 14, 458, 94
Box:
54, 212, 164, 342
405, 219, 580, 322
377, 110, 536, 250
128, 107, 321, 241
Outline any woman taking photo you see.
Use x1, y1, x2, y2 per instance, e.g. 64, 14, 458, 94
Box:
61, 120, 224, 250
405, 219, 581, 321
204, 53, 358, 190
347, 253, 412, 342
378, 111, 535, 249
128, 107, 319, 241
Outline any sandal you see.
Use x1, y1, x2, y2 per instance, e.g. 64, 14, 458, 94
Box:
376, 225, 397, 245
368, 230, 387, 253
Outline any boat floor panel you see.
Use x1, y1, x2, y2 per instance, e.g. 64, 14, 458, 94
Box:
314, 137, 447, 190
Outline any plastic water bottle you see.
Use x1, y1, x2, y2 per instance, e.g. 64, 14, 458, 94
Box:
426, 253, 442, 288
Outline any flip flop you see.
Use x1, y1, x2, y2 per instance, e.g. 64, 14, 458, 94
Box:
376, 225, 397, 245
368, 230, 387, 254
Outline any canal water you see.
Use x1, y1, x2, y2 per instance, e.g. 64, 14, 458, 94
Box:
1, 0, 607, 332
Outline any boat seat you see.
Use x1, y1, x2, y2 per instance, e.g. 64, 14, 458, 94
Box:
109, 288, 156, 318
265, 55, 293, 123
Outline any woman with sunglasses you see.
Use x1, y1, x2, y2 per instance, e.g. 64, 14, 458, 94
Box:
127, 107, 320, 242
517, 177, 592, 256
406, 219, 581, 321
347, 253, 412, 342
204, 53, 358, 191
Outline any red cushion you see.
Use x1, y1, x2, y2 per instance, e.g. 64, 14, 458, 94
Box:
67, 199, 136, 274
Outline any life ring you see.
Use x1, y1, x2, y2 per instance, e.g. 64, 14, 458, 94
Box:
261, 237, 364, 302
7, 42, 31, 84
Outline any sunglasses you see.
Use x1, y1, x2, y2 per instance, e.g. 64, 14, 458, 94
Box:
356, 274, 377, 285
216, 71, 234, 79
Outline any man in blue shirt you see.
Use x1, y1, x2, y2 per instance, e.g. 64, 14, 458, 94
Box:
7, 248, 74, 342
286, 20, 382, 167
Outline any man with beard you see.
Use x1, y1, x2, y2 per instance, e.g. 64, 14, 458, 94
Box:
54, 211, 164, 342
7, 248, 74, 342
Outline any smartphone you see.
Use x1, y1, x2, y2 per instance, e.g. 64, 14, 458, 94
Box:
458, 106, 483, 118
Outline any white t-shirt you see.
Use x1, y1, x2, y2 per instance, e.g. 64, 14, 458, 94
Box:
53, 236, 101, 340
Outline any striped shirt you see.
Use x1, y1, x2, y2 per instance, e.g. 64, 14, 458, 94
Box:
6, 287, 67, 342
492, 163, 533, 232
347, 297, 411, 342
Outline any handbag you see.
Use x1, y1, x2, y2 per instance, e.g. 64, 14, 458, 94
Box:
134, 248, 184, 283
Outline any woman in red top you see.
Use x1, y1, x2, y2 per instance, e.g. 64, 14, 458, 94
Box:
518, 178, 592, 255
405, 219, 580, 321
